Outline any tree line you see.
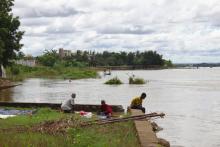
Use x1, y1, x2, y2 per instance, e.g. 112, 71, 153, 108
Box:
34, 50, 173, 68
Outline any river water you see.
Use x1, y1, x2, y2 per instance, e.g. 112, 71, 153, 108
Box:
0, 68, 220, 147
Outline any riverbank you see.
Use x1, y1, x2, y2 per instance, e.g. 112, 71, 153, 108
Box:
6, 65, 98, 81
0, 78, 20, 90
0, 107, 139, 146
0, 78, 11, 87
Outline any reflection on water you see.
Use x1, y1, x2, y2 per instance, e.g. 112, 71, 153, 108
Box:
0, 67, 220, 147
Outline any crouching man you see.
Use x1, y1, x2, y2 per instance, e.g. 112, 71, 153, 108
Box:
130, 92, 146, 113
61, 93, 76, 113
100, 100, 112, 118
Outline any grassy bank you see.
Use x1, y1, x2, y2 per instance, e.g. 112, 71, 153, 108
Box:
0, 108, 140, 147
6, 65, 98, 81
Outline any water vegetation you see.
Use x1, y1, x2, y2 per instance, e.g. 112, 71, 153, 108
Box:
6, 64, 97, 81
0, 107, 139, 147
129, 77, 146, 84
105, 77, 123, 85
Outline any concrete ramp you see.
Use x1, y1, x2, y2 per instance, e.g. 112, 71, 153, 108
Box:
131, 109, 168, 147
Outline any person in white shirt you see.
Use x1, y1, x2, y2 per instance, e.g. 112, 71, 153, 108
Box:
61, 93, 76, 113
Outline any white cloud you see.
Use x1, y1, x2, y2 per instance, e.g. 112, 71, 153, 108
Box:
12, 0, 220, 63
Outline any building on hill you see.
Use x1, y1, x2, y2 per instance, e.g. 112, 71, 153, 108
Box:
59, 48, 72, 58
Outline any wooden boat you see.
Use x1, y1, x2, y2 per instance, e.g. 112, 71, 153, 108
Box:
103, 69, 111, 76
0, 102, 124, 112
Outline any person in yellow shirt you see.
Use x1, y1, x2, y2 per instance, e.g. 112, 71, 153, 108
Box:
130, 93, 146, 113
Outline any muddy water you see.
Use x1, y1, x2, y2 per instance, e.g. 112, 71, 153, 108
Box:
0, 68, 220, 147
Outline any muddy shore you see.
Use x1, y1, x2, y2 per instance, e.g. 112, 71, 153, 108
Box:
0, 78, 20, 90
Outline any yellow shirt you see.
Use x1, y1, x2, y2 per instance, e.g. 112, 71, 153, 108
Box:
131, 97, 142, 106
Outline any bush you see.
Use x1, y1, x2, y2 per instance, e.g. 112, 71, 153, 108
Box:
10, 65, 20, 75
129, 77, 145, 84
105, 77, 123, 85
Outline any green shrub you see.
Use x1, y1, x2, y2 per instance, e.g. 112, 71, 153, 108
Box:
10, 65, 20, 75
105, 77, 123, 85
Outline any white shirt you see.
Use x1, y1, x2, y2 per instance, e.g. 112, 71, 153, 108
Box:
61, 98, 75, 111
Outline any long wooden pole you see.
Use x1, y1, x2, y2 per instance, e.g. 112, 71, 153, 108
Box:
81, 112, 165, 127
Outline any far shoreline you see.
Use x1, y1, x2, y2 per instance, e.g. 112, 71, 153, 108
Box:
90, 65, 172, 71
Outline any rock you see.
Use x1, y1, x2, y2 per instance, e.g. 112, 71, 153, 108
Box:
158, 138, 170, 147
151, 122, 163, 132
127, 106, 131, 113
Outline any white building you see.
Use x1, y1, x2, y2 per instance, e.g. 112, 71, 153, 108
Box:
15, 59, 36, 67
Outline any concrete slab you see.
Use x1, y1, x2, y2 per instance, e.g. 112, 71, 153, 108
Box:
131, 109, 160, 147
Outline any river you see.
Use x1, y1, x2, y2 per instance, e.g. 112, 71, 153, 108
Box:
0, 67, 220, 147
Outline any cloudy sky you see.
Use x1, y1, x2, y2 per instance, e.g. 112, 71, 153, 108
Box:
13, 0, 220, 63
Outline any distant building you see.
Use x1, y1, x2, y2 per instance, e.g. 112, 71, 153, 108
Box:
15, 59, 36, 67
59, 48, 72, 58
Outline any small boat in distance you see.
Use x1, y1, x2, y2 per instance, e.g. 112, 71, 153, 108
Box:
104, 69, 111, 76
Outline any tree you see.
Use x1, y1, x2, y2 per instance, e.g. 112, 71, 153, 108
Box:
164, 59, 173, 67
37, 50, 59, 67
0, 0, 24, 67
141, 51, 164, 66
127, 52, 135, 65
16, 51, 25, 59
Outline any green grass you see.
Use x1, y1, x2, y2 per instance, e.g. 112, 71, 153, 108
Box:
105, 77, 123, 85
6, 65, 98, 81
70, 121, 139, 147
0, 107, 140, 147
0, 132, 75, 147
0, 108, 67, 129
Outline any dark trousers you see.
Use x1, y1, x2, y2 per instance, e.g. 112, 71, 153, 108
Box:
131, 105, 145, 113
63, 109, 74, 113
64, 110, 71, 113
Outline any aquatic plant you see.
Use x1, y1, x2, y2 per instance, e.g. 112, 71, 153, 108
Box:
129, 77, 145, 84
105, 77, 123, 85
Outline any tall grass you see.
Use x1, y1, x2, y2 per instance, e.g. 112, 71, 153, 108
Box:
6, 64, 98, 81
